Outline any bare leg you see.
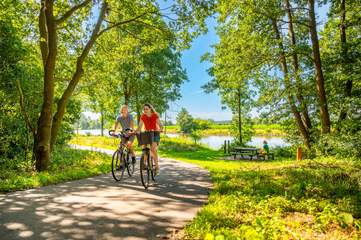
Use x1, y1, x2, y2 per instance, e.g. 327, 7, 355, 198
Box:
127, 142, 136, 157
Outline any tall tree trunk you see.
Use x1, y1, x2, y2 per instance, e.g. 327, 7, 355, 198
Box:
272, 19, 311, 149
285, 0, 312, 130
308, 0, 331, 134
237, 88, 242, 144
338, 0, 352, 124
34, 0, 57, 171
100, 108, 104, 136
164, 109, 167, 134
50, 1, 108, 150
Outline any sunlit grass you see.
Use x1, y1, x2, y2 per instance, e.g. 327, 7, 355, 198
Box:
0, 147, 110, 192
158, 136, 361, 239
69, 136, 361, 238
182, 156, 361, 239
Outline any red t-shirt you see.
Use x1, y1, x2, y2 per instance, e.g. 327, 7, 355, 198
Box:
141, 113, 159, 130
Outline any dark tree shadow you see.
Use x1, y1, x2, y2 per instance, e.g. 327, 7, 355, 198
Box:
0, 157, 212, 240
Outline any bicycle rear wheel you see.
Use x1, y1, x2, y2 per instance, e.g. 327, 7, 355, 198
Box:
150, 157, 156, 181
140, 154, 150, 189
112, 150, 125, 181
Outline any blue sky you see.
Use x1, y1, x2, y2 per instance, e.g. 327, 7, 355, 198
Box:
166, 3, 330, 123
167, 17, 233, 122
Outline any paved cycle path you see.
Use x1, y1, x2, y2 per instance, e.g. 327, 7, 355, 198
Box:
0, 146, 212, 240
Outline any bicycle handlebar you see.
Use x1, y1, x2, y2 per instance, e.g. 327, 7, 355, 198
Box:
139, 130, 162, 133
109, 129, 136, 138
109, 129, 162, 138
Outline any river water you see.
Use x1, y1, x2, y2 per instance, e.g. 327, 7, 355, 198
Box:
165, 133, 288, 149
76, 129, 289, 150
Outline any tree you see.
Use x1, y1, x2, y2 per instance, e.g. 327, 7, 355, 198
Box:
0, 0, 215, 171
0, 0, 43, 160
84, 15, 187, 126
30, 0, 175, 171
176, 108, 194, 134
320, 0, 361, 129
308, 0, 331, 134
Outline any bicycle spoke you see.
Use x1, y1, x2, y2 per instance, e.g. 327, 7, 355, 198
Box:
112, 150, 124, 181
126, 152, 135, 176
140, 155, 148, 189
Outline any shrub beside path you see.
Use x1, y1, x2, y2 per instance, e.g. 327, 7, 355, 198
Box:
0, 145, 212, 240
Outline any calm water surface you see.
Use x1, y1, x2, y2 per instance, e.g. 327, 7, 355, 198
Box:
77, 130, 288, 149
165, 133, 289, 149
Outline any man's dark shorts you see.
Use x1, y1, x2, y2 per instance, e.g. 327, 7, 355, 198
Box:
121, 135, 135, 145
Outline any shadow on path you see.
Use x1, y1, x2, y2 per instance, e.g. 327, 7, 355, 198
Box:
0, 147, 212, 240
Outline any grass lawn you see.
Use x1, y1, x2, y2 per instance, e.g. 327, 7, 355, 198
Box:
0, 147, 111, 192
71, 135, 361, 239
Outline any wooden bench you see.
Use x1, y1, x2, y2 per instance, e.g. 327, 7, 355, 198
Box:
231, 147, 259, 160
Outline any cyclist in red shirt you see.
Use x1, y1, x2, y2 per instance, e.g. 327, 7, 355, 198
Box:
137, 103, 162, 173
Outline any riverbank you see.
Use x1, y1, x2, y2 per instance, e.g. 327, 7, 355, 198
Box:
68, 135, 361, 239
74, 129, 288, 150
165, 124, 285, 136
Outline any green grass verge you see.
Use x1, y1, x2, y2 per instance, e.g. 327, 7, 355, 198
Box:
71, 135, 361, 239
184, 158, 361, 239
0, 147, 111, 192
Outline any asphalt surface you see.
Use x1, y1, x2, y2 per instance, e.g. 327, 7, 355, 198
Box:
0, 146, 212, 240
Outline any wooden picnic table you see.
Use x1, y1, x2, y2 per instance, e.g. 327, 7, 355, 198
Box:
231, 147, 260, 160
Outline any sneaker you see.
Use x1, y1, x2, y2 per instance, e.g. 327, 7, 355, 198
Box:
116, 165, 124, 171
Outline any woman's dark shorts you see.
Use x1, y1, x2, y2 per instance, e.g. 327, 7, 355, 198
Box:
137, 131, 160, 146
152, 131, 160, 143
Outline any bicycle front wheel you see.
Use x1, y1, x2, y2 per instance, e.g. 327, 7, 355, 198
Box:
125, 152, 135, 176
140, 154, 150, 189
112, 150, 125, 181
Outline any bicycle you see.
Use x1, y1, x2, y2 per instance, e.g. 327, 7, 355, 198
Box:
109, 129, 136, 181
136, 131, 160, 189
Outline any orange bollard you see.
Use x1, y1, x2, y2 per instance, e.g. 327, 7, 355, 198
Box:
296, 146, 302, 161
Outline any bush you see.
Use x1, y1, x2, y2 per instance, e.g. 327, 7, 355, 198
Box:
272, 146, 295, 158
189, 130, 202, 144
315, 132, 361, 159
193, 119, 212, 130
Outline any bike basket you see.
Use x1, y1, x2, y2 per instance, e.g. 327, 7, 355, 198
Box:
137, 132, 154, 145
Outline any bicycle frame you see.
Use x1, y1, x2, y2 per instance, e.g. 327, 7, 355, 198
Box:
109, 130, 136, 180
